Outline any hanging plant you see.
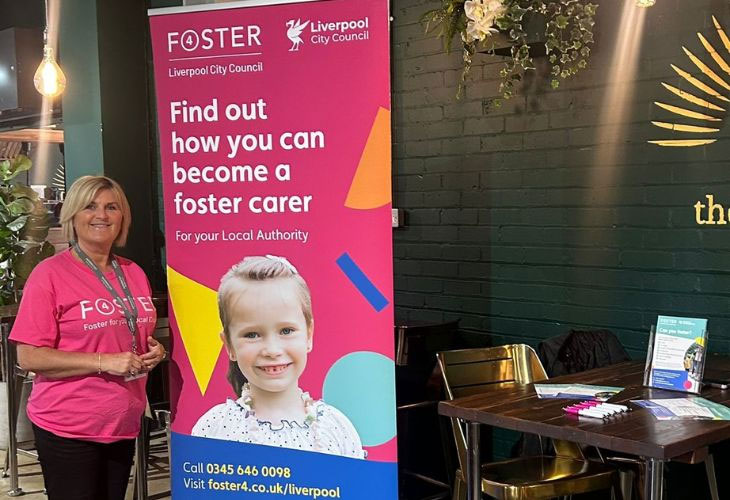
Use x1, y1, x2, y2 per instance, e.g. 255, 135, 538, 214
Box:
422, 0, 599, 98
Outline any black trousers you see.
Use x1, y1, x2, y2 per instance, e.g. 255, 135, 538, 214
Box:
32, 423, 136, 500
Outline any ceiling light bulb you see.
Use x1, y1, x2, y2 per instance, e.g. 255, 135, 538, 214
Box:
636, 0, 655, 7
33, 46, 66, 98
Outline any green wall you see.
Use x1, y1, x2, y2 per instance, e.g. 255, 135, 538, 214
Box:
58, 0, 157, 280
392, 0, 730, 459
59, 0, 103, 180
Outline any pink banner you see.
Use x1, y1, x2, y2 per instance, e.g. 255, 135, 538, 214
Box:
149, 0, 395, 497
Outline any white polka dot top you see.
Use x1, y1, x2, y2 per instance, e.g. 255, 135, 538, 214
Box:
191, 397, 366, 459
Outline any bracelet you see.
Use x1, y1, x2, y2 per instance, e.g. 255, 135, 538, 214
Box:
97, 353, 102, 375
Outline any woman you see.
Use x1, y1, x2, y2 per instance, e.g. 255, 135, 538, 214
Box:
10, 175, 166, 500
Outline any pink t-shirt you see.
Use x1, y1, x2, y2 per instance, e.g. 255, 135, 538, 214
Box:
10, 249, 157, 443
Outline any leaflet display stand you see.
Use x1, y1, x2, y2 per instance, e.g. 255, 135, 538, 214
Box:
644, 316, 708, 394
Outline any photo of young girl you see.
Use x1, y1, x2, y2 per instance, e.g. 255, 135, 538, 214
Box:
191, 255, 366, 459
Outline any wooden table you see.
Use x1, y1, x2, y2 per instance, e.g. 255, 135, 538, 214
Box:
438, 361, 730, 500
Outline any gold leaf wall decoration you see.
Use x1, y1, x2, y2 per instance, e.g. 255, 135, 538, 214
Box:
651, 16, 730, 147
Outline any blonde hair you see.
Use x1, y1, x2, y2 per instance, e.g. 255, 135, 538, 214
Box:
218, 255, 312, 396
60, 176, 132, 246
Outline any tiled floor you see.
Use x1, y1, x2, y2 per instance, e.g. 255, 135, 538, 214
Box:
0, 437, 171, 499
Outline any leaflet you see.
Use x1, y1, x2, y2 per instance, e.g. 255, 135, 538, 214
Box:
649, 316, 708, 393
633, 397, 730, 420
534, 384, 623, 400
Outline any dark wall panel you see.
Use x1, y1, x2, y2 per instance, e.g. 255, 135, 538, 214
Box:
392, 0, 730, 359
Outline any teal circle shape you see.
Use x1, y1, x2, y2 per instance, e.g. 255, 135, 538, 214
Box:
322, 351, 396, 447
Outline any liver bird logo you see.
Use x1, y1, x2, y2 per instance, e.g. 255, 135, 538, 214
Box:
286, 19, 309, 52
650, 16, 730, 147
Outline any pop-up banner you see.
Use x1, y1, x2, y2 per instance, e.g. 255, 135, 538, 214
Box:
148, 0, 395, 498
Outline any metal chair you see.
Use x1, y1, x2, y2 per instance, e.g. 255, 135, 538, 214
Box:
605, 447, 719, 500
438, 344, 623, 500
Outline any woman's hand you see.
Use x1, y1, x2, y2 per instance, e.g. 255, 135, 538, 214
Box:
16, 345, 145, 379
140, 336, 166, 371
101, 352, 144, 377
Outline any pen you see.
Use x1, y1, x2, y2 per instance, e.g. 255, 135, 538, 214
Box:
578, 408, 609, 418
564, 406, 608, 417
563, 402, 628, 419
598, 403, 629, 412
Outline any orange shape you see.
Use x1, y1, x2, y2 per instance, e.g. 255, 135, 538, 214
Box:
345, 107, 392, 209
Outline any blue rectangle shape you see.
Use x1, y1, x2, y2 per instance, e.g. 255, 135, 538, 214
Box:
171, 433, 398, 499
336, 253, 389, 312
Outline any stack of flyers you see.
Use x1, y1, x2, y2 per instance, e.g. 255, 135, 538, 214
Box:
632, 398, 730, 421
534, 384, 623, 400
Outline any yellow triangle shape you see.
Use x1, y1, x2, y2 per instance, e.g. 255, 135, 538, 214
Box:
167, 266, 222, 395
345, 107, 392, 209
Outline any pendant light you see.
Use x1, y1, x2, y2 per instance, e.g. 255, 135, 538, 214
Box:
33, 0, 66, 98
636, 0, 656, 7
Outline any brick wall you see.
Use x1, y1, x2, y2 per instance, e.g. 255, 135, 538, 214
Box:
393, 0, 730, 460
392, 0, 730, 360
